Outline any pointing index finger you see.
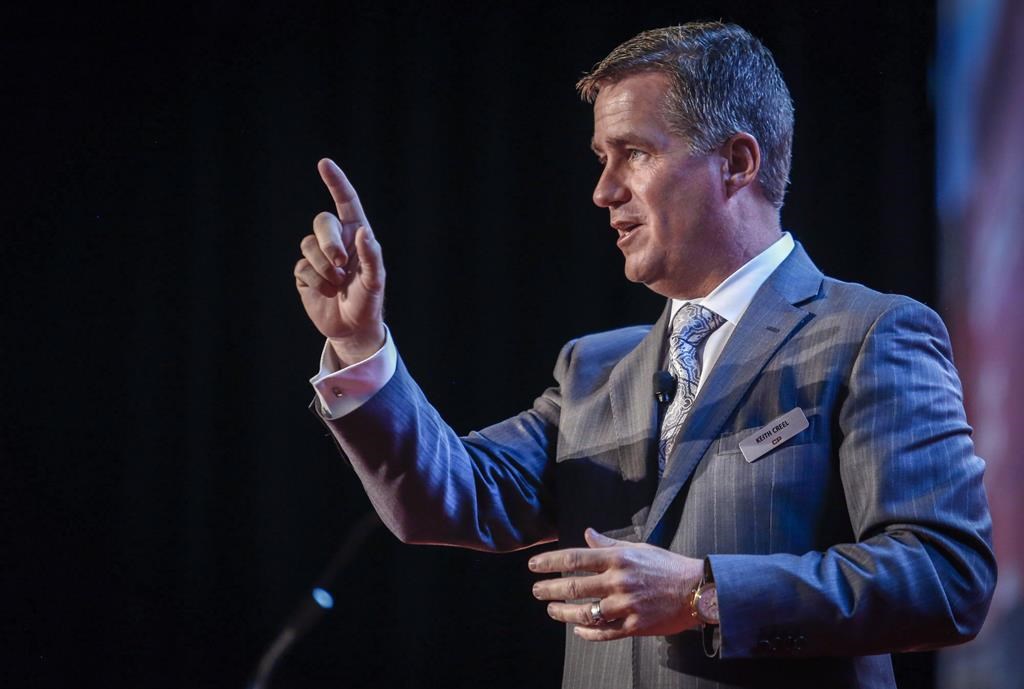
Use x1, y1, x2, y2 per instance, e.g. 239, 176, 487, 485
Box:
318, 158, 369, 228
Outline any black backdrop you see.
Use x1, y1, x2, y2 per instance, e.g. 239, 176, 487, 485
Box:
4, 2, 938, 687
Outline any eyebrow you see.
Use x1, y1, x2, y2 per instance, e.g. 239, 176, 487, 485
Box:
590, 134, 654, 155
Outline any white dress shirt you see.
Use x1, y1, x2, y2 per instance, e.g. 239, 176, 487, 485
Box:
311, 233, 795, 420
669, 232, 795, 410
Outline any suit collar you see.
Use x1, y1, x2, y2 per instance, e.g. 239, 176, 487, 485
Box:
671, 231, 796, 326
767, 240, 824, 306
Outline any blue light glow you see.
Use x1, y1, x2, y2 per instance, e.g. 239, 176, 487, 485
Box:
312, 587, 334, 609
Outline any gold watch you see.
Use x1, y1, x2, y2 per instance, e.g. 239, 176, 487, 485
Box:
689, 580, 719, 625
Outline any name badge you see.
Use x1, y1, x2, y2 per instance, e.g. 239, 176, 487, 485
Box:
738, 407, 809, 463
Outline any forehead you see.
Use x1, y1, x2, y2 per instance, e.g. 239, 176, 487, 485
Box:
591, 72, 677, 147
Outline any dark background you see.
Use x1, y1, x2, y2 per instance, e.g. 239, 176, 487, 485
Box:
4, 1, 939, 687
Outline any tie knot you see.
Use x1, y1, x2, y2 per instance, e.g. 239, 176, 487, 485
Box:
670, 303, 725, 348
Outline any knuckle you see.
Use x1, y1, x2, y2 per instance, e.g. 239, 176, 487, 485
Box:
300, 235, 317, 252
565, 579, 580, 600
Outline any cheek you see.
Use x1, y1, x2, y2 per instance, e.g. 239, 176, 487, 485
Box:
668, 177, 718, 225
635, 179, 676, 222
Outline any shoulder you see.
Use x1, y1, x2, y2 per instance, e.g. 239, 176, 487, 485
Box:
772, 252, 958, 388
810, 275, 948, 340
777, 241, 947, 336
795, 276, 959, 396
567, 324, 652, 361
550, 323, 653, 390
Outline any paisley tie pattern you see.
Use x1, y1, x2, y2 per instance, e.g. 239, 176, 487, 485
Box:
658, 303, 725, 475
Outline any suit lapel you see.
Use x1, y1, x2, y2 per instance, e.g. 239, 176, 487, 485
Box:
642, 243, 823, 542
607, 301, 672, 484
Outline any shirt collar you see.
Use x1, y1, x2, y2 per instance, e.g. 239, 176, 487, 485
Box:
671, 232, 795, 326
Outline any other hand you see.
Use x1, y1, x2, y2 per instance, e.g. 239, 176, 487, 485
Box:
529, 528, 704, 641
294, 158, 386, 365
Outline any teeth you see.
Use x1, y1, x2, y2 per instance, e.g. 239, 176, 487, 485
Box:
615, 223, 639, 238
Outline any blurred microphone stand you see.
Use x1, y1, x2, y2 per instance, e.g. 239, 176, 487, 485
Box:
247, 510, 382, 689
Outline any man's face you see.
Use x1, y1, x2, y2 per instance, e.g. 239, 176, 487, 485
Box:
591, 72, 725, 299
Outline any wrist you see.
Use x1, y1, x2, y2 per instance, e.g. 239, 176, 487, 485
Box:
328, 324, 386, 366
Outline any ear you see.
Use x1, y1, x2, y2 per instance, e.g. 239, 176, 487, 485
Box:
719, 132, 761, 198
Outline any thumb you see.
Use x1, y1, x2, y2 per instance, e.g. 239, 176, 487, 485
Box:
584, 528, 620, 548
354, 225, 385, 293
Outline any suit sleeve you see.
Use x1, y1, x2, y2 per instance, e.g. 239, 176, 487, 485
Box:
314, 340, 577, 553
709, 299, 996, 658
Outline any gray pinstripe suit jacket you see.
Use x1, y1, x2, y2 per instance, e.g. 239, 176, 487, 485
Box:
321, 244, 995, 689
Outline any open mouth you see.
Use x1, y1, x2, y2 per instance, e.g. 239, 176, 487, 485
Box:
616, 224, 640, 245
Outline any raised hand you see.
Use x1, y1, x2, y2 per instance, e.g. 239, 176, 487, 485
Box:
295, 159, 386, 365
529, 528, 705, 641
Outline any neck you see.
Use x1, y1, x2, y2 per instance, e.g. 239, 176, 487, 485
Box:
663, 226, 783, 301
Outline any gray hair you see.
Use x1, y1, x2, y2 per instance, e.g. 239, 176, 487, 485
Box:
577, 22, 794, 208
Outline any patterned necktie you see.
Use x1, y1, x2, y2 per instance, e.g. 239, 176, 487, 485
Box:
658, 303, 725, 476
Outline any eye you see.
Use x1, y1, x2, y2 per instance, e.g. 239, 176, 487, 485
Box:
627, 148, 648, 161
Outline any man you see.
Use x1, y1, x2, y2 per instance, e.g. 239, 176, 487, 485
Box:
293, 23, 995, 689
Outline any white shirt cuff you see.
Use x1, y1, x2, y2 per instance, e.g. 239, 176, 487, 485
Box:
309, 326, 397, 420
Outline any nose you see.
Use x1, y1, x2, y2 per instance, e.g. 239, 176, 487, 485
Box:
592, 165, 630, 208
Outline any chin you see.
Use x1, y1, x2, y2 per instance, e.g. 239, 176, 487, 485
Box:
622, 259, 658, 287
622, 266, 646, 285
